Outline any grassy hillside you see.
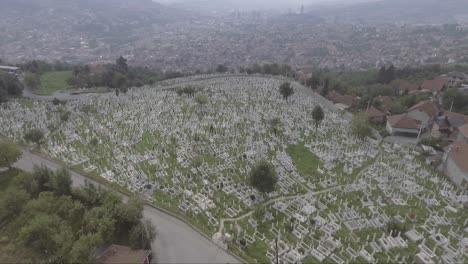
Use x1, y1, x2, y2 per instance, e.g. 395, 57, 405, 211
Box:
35, 71, 72, 95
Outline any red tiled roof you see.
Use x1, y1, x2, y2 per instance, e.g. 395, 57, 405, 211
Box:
443, 111, 468, 125
408, 100, 439, 119
328, 90, 357, 108
387, 114, 421, 130
377, 96, 393, 113
458, 124, 468, 138
96, 245, 150, 264
399, 81, 419, 93
449, 143, 468, 173
367, 106, 385, 118
420, 78, 449, 93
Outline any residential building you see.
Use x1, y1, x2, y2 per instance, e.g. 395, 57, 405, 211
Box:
455, 124, 468, 143
386, 114, 421, 136
407, 100, 440, 129
443, 143, 468, 190
366, 106, 386, 123
431, 111, 468, 140
0, 65, 21, 75
420, 78, 449, 95
96, 244, 152, 264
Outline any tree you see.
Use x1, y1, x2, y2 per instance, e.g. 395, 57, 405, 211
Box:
116, 56, 128, 73
69, 234, 102, 263
215, 64, 228, 73
279, 82, 294, 101
24, 72, 41, 90
52, 97, 61, 105
306, 75, 320, 90
378, 65, 396, 84
0, 188, 30, 220
0, 141, 22, 169
0, 72, 23, 102
351, 112, 372, 140
129, 220, 156, 249
60, 111, 70, 122
15, 172, 40, 197
321, 77, 330, 96
24, 128, 44, 147
194, 94, 209, 106
249, 161, 277, 193
49, 168, 72, 196
115, 196, 144, 233
312, 106, 325, 130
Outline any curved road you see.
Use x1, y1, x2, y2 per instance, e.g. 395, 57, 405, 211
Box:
14, 150, 240, 264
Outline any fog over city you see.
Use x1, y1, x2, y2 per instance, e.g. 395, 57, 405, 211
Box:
157, 0, 377, 10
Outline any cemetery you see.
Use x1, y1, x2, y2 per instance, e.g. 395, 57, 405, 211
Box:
1, 75, 468, 263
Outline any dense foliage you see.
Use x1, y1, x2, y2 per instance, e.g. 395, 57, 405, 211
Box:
351, 112, 372, 140
0, 141, 22, 169
0, 72, 23, 103
0, 166, 155, 263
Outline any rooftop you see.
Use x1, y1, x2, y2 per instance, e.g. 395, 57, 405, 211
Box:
0, 65, 20, 70
387, 114, 421, 130
449, 143, 468, 173
96, 244, 151, 264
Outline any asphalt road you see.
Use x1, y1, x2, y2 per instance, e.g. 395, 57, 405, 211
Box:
13, 150, 240, 264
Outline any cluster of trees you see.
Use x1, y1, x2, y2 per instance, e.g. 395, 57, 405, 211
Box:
377, 65, 396, 84
0, 166, 156, 263
0, 141, 22, 169
68, 56, 158, 92
239, 63, 294, 77
0, 72, 23, 103
24, 128, 45, 148
442, 89, 468, 114
19, 60, 73, 74
351, 112, 372, 140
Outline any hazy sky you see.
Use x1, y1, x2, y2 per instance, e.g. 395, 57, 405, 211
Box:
157, 0, 377, 9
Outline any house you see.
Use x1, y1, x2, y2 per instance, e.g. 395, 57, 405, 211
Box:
420, 77, 450, 95
386, 114, 421, 136
96, 244, 152, 264
366, 106, 386, 123
376, 95, 393, 114
328, 90, 358, 109
455, 124, 468, 143
443, 143, 468, 190
0, 65, 21, 75
398, 80, 420, 95
296, 65, 314, 84
407, 100, 440, 129
431, 111, 468, 139
446, 71, 467, 81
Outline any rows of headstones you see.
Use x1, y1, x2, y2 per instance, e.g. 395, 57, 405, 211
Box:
222, 142, 468, 263
1, 76, 467, 263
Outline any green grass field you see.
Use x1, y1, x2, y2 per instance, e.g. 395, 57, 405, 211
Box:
35, 71, 72, 95
286, 144, 323, 180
